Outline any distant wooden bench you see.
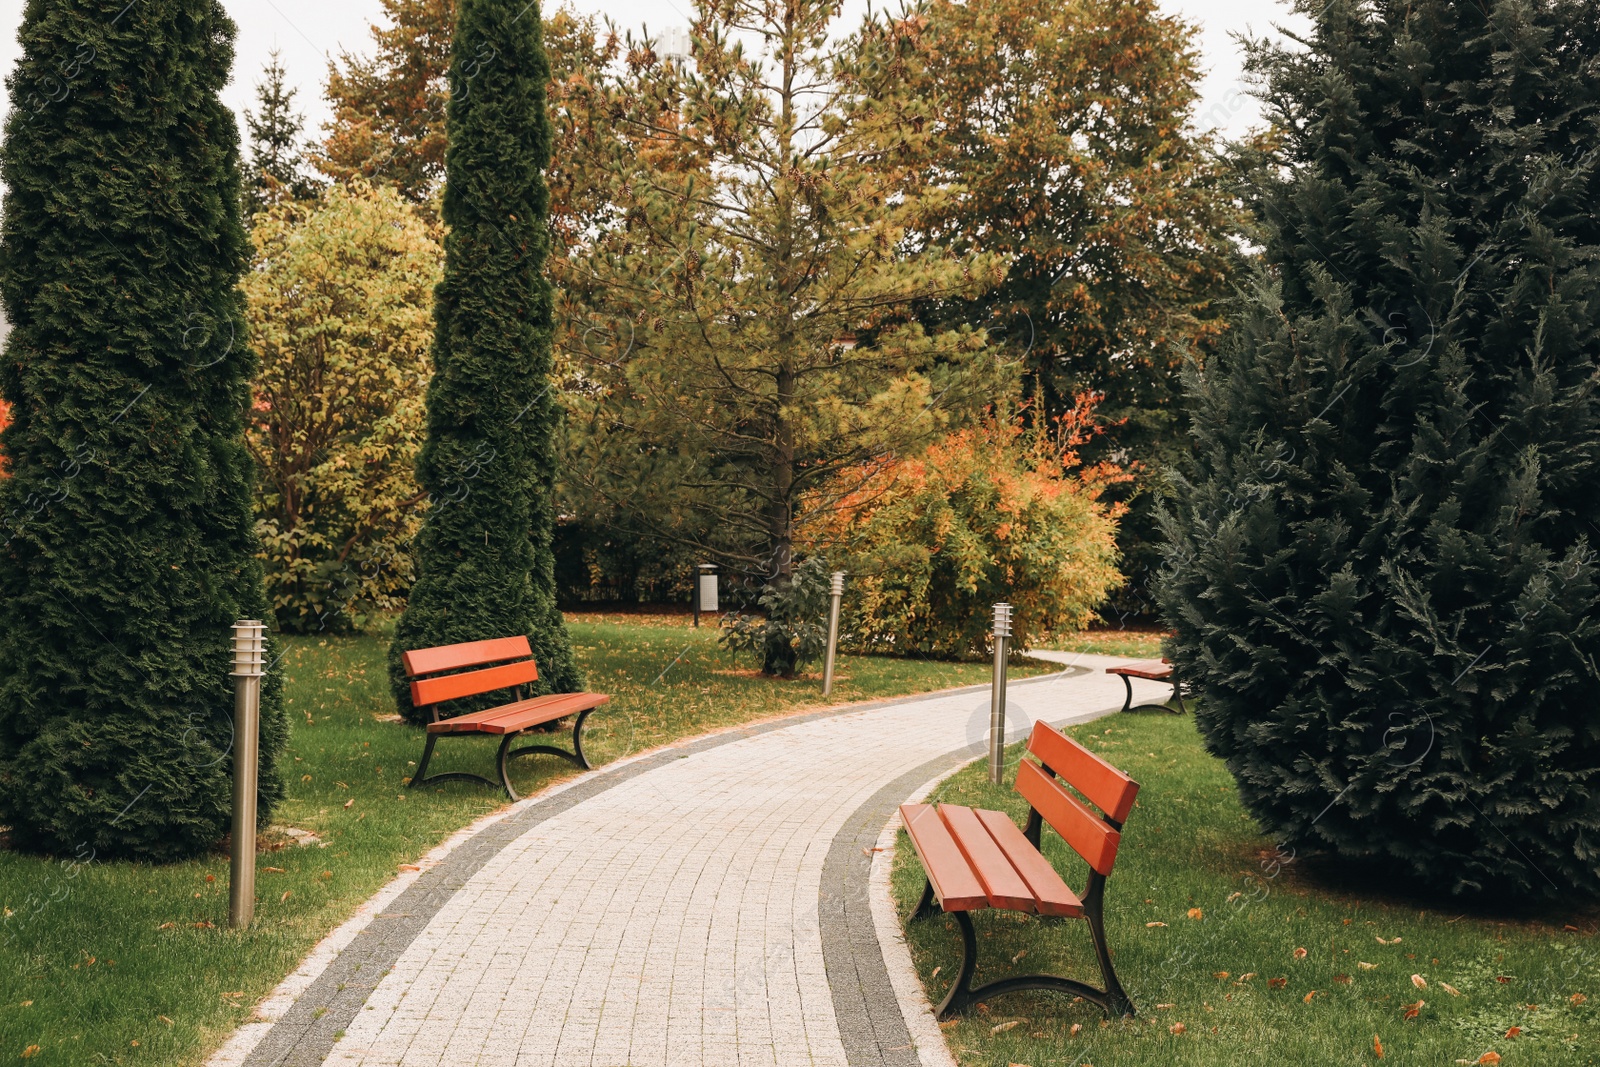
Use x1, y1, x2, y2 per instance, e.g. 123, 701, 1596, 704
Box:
1106, 657, 1185, 714
401, 636, 610, 801
900, 720, 1140, 1018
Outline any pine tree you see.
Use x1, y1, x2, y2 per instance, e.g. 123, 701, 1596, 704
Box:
0, 0, 286, 861
243, 50, 320, 217
1159, 0, 1600, 901
388, 0, 579, 722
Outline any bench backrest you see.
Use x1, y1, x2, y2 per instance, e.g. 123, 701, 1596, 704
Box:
402, 636, 538, 709
1015, 720, 1139, 877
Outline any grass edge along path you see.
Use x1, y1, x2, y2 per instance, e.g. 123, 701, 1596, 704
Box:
0, 615, 1095, 1066
892, 712, 1598, 1067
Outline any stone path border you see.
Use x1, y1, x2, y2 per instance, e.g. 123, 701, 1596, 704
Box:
210, 654, 1136, 1067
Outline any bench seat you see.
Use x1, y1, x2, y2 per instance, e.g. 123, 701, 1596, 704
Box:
901, 802, 1083, 917
426, 692, 611, 736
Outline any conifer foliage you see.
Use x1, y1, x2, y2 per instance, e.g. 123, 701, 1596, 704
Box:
0, 0, 286, 860
1159, 0, 1600, 899
389, 0, 579, 722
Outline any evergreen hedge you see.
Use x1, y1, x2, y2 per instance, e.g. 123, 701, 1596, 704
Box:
0, 0, 285, 861
389, 0, 580, 724
1159, 0, 1600, 901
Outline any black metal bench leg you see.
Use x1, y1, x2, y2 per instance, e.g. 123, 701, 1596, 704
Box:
1171, 682, 1188, 715
935, 910, 981, 1017
1084, 878, 1136, 1017
496, 734, 520, 801
910, 878, 936, 921
414, 732, 440, 785
409, 732, 501, 793
505, 710, 594, 773
1119, 674, 1133, 714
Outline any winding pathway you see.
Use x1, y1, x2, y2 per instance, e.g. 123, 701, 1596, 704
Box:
211, 651, 1150, 1067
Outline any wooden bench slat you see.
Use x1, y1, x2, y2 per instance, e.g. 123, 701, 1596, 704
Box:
427, 692, 611, 735
1105, 659, 1172, 681
899, 803, 988, 913
403, 636, 533, 676
1027, 722, 1140, 824
939, 804, 1037, 913
974, 808, 1083, 918
411, 658, 540, 708
1016, 758, 1122, 876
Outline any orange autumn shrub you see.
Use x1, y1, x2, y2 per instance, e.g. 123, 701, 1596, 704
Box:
802, 397, 1128, 659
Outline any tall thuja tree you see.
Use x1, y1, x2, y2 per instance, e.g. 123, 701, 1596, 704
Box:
0, 0, 286, 860
1159, 0, 1600, 900
389, 0, 579, 722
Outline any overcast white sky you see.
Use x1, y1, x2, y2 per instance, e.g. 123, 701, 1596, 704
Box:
1, 0, 1302, 152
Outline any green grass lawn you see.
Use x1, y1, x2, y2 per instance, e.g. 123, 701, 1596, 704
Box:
1041, 628, 1167, 659
893, 712, 1599, 1066
0, 614, 1052, 1066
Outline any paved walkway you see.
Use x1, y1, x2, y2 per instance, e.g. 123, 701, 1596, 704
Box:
217, 652, 1151, 1067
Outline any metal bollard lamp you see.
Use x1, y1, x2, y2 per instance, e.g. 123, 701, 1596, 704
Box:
230, 619, 265, 929
822, 571, 846, 696
989, 603, 1012, 784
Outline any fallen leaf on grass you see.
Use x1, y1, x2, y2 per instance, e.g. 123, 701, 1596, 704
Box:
1155, 1003, 1175, 1010
262, 867, 285, 874
157, 922, 175, 930
1213, 971, 1230, 980
21, 1046, 39, 1059
1478, 1053, 1501, 1065
1011, 950, 1027, 964
280, 891, 291, 903
1377, 936, 1402, 945
1505, 1027, 1521, 1038
1293, 947, 1308, 959
938, 1020, 960, 1031
1070, 1023, 1083, 1037
158, 1016, 173, 1027
931, 966, 941, 980
343, 799, 354, 809
1147, 922, 1167, 928
1441, 982, 1463, 997
1187, 908, 1203, 920
1571, 993, 1588, 1005
398, 864, 421, 872
1303, 991, 1317, 1003
1169, 1023, 1186, 1035
1234, 973, 1257, 984
192, 921, 214, 929
1268, 978, 1288, 989
1412, 975, 1428, 989
1373, 1034, 1384, 1058
1402, 999, 1425, 1021
1359, 962, 1378, 971
990, 1020, 1021, 1034
1495, 976, 1514, 984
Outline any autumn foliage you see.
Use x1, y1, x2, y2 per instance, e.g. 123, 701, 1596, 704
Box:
805, 398, 1127, 659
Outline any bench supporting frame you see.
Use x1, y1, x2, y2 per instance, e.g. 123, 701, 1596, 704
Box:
411, 709, 595, 801
1116, 672, 1186, 715
910, 869, 1134, 1020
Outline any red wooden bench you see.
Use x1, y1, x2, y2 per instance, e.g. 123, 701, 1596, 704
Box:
1106, 657, 1185, 714
401, 636, 610, 801
900, 720, 1140, 1018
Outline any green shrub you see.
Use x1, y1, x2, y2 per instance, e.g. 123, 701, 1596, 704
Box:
721, 557, 833, 677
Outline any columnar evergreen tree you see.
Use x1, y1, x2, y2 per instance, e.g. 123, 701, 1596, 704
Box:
389, 0, 580, 722
1159, 0, 1600, 900
0, 0, 286, 860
